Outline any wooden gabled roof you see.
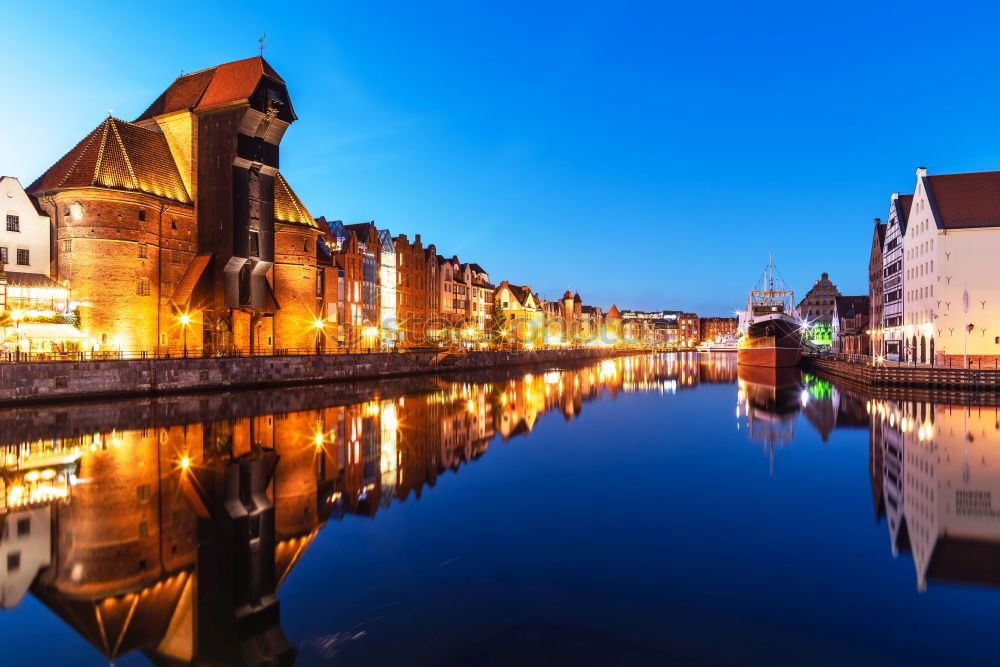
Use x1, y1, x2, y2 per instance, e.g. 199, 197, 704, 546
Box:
28, 117, 191, 204
136, 56, 293, 120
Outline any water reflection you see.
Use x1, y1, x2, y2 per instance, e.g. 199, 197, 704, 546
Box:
0, 353, 737, 664
733, 363, 1000, 594
868, 394, 1000, 592
9, 353, 1000, 662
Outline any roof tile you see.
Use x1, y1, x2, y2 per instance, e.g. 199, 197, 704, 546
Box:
925, 172, 1000, 229
29, 117, 190, 203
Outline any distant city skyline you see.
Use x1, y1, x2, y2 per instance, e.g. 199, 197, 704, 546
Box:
5, 2, 1000, 314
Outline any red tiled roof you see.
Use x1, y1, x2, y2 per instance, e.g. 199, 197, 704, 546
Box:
924, 172, 1000, 229
28, 117, 190, 203
136, 56, 290, 120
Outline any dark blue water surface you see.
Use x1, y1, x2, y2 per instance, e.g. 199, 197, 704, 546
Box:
2, 353, 1000, 665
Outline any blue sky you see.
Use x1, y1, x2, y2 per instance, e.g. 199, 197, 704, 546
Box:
3, 1, 999, 314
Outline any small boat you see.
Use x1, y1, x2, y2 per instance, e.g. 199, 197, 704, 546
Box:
697, 336, 738, 353
737, 257, 803, 368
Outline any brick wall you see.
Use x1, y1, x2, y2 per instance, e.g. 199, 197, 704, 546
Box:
45, 189, 197, 355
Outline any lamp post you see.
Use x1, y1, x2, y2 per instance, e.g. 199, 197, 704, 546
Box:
11, 309, 23, 361
313, 318, 325, 354
963, 289, 970, 369
179, 313, 191, 358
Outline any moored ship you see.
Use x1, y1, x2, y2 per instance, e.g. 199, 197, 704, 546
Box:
737, 257, 803, 368
696, 335, 738, 353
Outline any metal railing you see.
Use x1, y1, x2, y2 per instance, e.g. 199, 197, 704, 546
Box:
0, 342, 674, 364
811, 350, 1000, 371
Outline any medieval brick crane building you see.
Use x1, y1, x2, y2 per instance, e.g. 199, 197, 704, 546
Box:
29, 56, 327, 355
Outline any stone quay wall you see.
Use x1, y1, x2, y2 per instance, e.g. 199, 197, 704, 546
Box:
0, 348, 632, 405
805, 356, 1000, 391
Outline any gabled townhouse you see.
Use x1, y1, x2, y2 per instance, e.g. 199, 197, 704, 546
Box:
881, 193, 911, 360
903, 167, 1000, 366
377, 229, 396, 346
868, 217, 886, 356
494, 281, 544, 346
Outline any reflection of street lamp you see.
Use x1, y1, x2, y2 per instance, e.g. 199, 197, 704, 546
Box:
179, 313, 191, 358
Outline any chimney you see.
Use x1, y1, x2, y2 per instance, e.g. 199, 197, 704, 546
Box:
415, 233, 421, 243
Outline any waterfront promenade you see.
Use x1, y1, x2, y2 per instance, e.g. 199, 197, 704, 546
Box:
0, 346, 636, 405
804, 354, 1000, 391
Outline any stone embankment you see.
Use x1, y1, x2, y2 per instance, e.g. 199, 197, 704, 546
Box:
0, 348, 634, 405
804, 356, 1000, 391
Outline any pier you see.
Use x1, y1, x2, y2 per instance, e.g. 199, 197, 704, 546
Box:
803, 355, 1000, 391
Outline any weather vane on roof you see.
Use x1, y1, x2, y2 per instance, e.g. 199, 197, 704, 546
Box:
258, 33, 267, 57
107, 108, 114, 118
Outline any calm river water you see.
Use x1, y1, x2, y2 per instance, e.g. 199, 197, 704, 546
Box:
2, 353, 1000, 665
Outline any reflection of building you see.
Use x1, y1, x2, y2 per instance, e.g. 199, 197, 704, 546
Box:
0, 506, 51, 608
872, 397, 1000, 591
1, 353, 745, 662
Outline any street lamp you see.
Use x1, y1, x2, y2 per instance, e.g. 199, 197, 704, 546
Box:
313, 318, 325, 354
179, 312, 191, 358
10, 309, 24, 360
